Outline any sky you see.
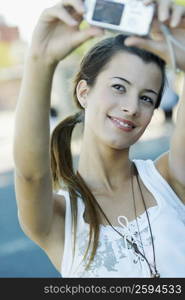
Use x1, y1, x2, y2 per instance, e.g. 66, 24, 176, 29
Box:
0, 0, 57, 42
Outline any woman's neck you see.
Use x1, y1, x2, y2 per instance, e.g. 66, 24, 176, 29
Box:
77, 134, 132, 194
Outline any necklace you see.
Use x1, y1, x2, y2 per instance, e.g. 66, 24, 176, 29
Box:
131, 163, 160, 278
92, 162, 160, 278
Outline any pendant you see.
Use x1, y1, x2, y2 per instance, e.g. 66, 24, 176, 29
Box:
151, 272, 160, 278
154, 272, 160, 278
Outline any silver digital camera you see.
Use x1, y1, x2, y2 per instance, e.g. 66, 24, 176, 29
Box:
84, 0, 155, 36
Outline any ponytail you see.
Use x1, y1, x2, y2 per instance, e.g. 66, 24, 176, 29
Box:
50, 111, 100, 269
51, 111, 83, 190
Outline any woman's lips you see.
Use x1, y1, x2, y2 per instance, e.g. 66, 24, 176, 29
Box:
108, 116, 136, 132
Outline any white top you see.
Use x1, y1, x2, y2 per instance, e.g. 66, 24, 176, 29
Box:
58, 159, 185, 278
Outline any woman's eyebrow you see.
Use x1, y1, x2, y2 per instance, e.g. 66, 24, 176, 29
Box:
144, 89, 158, 96
112, 76, 131, 85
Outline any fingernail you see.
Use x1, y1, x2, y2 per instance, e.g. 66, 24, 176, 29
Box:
159, 12, 168, 22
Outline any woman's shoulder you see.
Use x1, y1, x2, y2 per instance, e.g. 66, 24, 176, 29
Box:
154, 151, 170, 180
154, 152, 185, 205
133, 151, 171, 181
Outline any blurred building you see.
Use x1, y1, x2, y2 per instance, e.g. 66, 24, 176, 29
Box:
0, 15, 27, 110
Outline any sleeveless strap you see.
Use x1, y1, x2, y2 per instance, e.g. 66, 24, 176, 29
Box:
133, 159, 185, 212
57, 189, 73, 276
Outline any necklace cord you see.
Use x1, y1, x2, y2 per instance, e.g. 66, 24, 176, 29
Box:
91, 162, 159, 277
130, 164, 149, 266
132, 164, 158, 276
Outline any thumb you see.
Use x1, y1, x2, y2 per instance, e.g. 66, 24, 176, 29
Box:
124, 36, 167, 61
125, 36, 157, 51
72, 27, 104, 47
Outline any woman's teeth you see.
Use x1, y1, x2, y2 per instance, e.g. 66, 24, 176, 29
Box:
111, 118, 134, 128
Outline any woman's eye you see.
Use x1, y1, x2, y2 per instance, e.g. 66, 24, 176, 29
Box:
140, 95, 154, 105
112, 84, 126, 93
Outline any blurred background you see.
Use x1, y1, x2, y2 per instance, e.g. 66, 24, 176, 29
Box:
0, 0, 183, 278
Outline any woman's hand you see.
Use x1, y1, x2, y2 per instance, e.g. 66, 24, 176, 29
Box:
30, 0, 103, 66
144, 0, 185, 27
125, 0, 185, 71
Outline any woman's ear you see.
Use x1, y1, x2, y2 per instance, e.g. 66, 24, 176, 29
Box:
76, 80, 90, 109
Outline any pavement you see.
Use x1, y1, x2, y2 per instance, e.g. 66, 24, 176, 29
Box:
0, 109, 173, 277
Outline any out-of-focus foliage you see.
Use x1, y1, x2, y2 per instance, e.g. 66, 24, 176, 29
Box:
174, 0, 185, 5
0, 42, 15, 67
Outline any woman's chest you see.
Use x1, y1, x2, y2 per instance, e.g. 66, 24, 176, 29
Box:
92, 178, 158, 226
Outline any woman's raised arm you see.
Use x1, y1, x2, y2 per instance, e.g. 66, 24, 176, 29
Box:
13, 0, 102, 250
125, 0, 185, 200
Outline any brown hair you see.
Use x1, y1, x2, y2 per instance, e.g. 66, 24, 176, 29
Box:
51, 34, 166, 269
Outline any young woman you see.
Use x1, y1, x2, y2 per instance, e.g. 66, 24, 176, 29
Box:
13, 0, 185, 278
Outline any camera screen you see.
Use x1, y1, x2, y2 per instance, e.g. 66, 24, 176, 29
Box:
92, 0, 124, 25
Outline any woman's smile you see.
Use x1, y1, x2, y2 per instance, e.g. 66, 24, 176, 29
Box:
108, 115, 136, 132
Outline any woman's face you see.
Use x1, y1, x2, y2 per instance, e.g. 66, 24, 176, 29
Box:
79, 51, 163, 150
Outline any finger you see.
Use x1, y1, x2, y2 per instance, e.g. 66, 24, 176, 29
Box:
63, 5, 83, 23
150, 31, 164, 41
143, 0, 156, 5
72, 27, 104, 47
150, 17, 163, 34
124, 36, 153, 51
44, 6, 79, 26
62, 0, 84, 14
157, 0, 171, 22
170, 5, 185, 27
124, 36, 167, 60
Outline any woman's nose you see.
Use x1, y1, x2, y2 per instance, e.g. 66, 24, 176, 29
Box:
120, 98, 139, 116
